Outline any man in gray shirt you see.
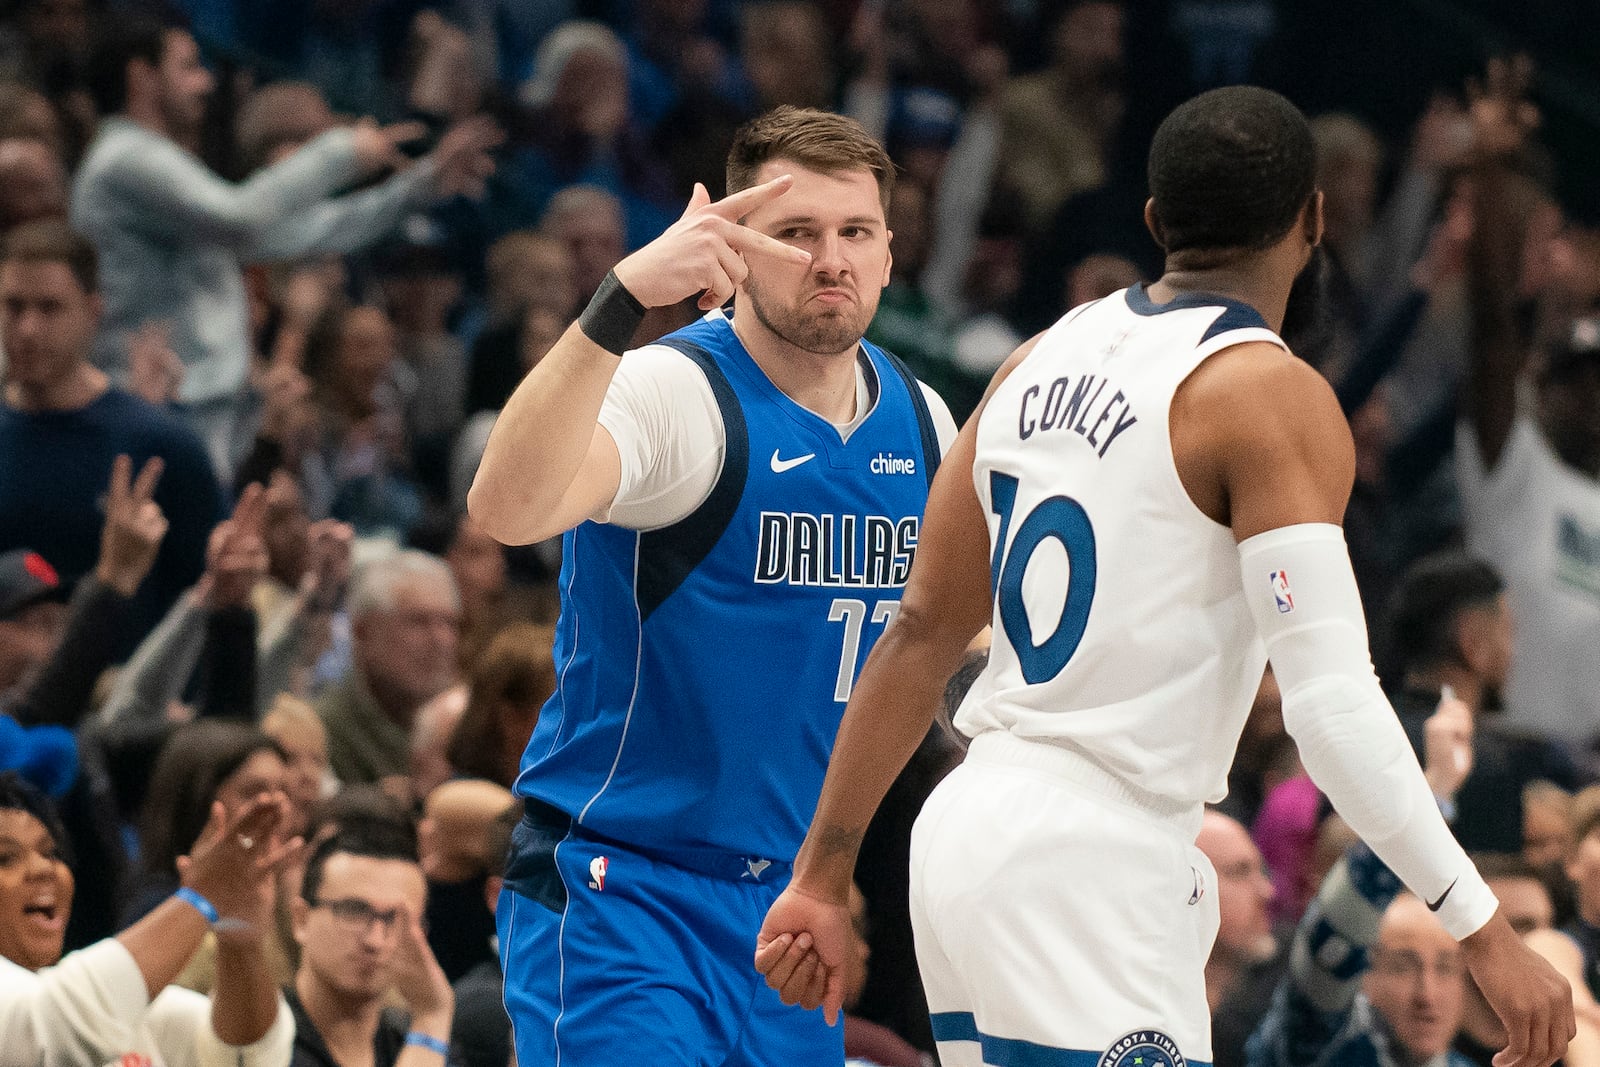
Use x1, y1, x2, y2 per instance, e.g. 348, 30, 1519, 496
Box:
71, 13, 497, 472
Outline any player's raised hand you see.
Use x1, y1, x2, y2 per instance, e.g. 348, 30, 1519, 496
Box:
755, 883, 852, 1025
1463, 911, 1574, 1067
612, 176, 813, 313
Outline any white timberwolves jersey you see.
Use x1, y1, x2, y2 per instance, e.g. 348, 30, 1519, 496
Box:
956, 284, 1289, 810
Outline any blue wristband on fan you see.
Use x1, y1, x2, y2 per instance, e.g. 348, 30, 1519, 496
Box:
173, 887, 219, 924
404, 1032, 450, 1057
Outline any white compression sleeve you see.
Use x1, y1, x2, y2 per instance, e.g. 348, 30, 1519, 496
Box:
1238, 522, 1498, 940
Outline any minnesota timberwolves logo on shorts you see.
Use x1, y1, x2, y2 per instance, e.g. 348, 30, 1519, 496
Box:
1098, 1030, 1186, 1067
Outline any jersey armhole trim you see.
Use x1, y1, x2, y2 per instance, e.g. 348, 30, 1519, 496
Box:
635, 339, 750, 620
872, 341, 942, 489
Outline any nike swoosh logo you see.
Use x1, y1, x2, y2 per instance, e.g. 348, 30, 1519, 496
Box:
770, 449, 816, 473
1426, 878, 1458, 912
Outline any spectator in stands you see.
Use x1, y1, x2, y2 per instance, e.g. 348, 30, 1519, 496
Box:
0, 136, 65, 233
317, 550, 460, 787
448, 801, 519, 1067
0, 219, 222, 643
995, 0, 1125, 229
408, 684, 468, 806
1526, 781, 1576, 871
1457, 58, 1600, 754
538, 183, 627, 305
72, 12, 499, 472
262, 697, 331, 838
1562, 789, 1600, 1001
418, 778, 513, 983
464, 231, 577, 416
0, 771, 298, 1067
287, 824, 454, 1067
447, 622, 556, 789
125, 721, 289, 927
1198, 810, 1284, 1067
1382, 552, 1578, 854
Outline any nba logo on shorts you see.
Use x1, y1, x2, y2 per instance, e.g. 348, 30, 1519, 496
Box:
1269, 570, 1294, 614
588, 855, 608, 891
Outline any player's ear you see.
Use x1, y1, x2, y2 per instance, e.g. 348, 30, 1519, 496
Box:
882, 230, 893, 288
1143, 199, 1167, 250
1305, 190, 1325, 248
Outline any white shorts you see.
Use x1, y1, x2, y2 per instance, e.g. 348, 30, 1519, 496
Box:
909, 730, 1220, 1067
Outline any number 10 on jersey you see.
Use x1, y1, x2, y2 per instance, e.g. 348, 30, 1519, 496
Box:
989, 470, 1098, 684
828, 598, 900, 702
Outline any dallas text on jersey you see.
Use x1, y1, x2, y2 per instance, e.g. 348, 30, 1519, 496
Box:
1016, 372, 1139, 458
753, 512, 919, 588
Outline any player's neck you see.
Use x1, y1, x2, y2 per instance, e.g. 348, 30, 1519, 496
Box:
729, 310, 859, 425
1149, 264, 1289, 333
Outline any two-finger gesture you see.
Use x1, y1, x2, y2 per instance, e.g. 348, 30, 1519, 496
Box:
202, 483, 269, 609
612, 176, 813, 313
96, 454, 167, 596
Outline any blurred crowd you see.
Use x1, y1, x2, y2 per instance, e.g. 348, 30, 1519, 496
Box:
0, 0, 1598, 1065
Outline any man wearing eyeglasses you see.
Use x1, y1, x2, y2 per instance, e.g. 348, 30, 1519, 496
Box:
287, 823, 457, 1067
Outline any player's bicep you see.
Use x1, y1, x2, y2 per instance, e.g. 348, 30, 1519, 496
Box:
896, 417, 994, 643
554, 424, 623, 529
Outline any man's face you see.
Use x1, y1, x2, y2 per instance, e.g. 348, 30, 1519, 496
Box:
154, 31, 214, 136
1054, 2, 1125, 90
1487, 874, 1553, 936
0, 600, 65, 693
1565, 828, 1600, 920
355, 578, 461, 710
1363, 897, 1466, 1059
0, 260, 98, 395
294, 852, 426, 1001
553, 207, 625, 302
0, 809, 73, 972
1196, 813, 1276, 966
738, 161, 892, 359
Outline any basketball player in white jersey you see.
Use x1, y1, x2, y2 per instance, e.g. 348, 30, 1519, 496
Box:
754, 86, 1574, 1066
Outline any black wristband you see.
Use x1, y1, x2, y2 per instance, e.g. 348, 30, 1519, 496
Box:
578, 270, 647, 356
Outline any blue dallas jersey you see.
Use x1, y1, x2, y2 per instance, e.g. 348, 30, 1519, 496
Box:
514, 313, 941, 866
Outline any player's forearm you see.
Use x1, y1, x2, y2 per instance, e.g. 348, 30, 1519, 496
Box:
793, 604, 968, 894
468, 322, 620, 543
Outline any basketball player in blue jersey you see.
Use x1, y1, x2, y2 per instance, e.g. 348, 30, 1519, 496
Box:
469, 106, 956, 1066
756, 87, 1575, 1066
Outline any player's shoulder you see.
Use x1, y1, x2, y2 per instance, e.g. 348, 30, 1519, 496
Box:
1183, 339, 1334, 412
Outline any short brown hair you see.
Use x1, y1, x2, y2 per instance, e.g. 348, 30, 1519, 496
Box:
1, 219, 98, 294
448, 622, 557, 785
726, 106, 895, 208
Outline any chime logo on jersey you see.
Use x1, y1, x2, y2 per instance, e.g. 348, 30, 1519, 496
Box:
588, 855, 608, 891
1270, 570, 1295, 614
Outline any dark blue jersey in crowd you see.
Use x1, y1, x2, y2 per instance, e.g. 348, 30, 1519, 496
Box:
513, 313, 941, 867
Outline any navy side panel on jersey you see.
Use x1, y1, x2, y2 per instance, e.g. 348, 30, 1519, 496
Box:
513, 314, 938, 864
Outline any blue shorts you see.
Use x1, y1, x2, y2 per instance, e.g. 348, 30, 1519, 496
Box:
497, 803, 842, 1066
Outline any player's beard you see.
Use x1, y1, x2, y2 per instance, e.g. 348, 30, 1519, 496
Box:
1280, 244, 1331, 359
743, 275, 874, 357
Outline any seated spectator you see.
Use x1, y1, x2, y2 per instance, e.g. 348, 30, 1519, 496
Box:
447, 622, 557, 789
125, 721, 289, 929
316, 551, 460, 787
72, 12, 499, 472
418, 779, 513, 983
0, 220, 223, 646
0, 771, 296, 1067
304, 304, 423, 540
1526, 781, 1577, 871
1382, 552, 1578, 853
1198, 810, 1285, 1067
0, 136, 66, 233
287, 824, 454, 1067
449, 802, 519, 1067
408, 684, 468, 805
464, 231, 577, 416
261, 697, 331, 838
538, 184, 627, 306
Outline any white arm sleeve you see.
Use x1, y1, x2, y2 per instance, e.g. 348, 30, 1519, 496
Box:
1239, 522, 1498, 940
596, 344, 726, 531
